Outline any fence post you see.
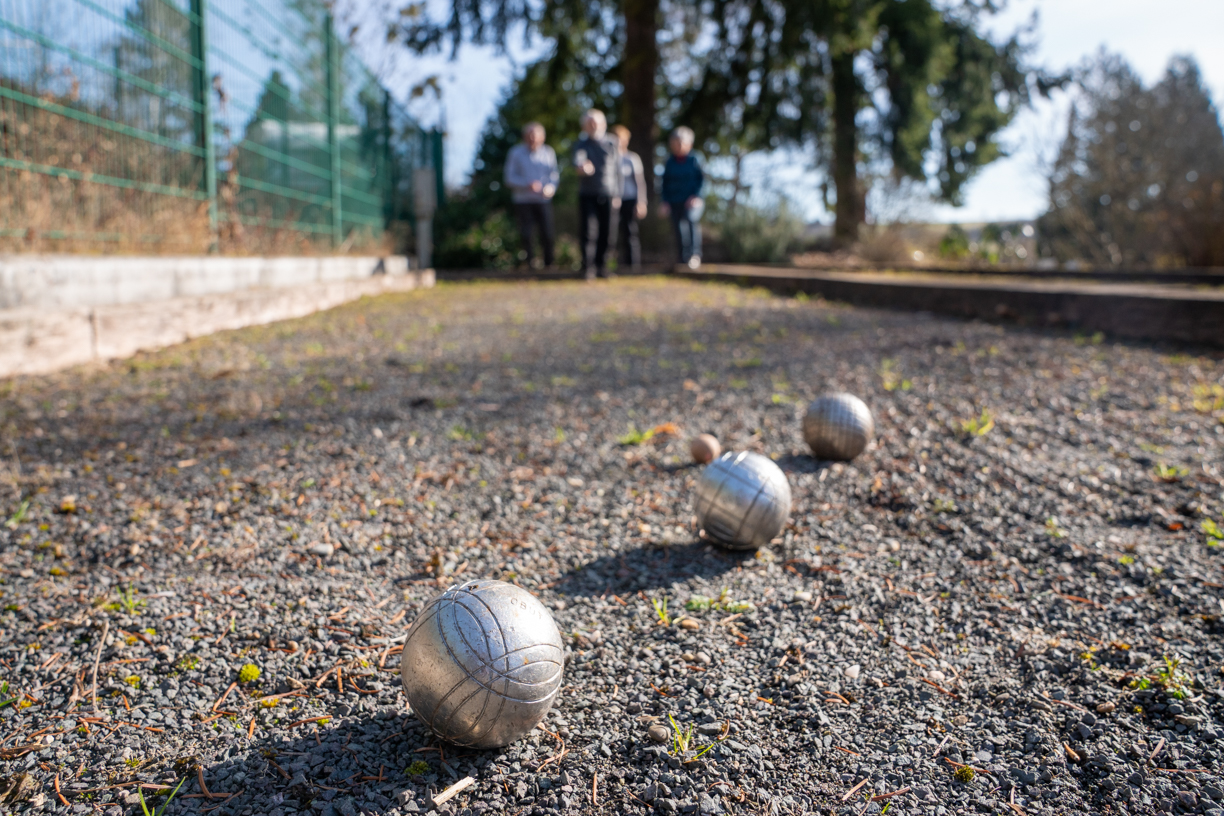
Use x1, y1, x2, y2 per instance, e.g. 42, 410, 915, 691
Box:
189, 0, 218, 250
325, 14, 343, 249
383, 90, 394, 228
431, 128, 445, 209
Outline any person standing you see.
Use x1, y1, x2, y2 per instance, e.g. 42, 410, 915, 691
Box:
504, 122, 559, 268
658, 126, 704, 269
572, 109, 622, 279
611, 125, 647, 271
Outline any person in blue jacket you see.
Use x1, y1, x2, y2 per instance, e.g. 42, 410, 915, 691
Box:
658, 127, 704, 269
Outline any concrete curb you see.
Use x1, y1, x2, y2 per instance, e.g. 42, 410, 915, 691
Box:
674, 264, 1224, 347
0, 257, 432, 377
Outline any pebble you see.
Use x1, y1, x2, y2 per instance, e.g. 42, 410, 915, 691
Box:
843, 664, 860, 680
1096, 701, 1116, 715
793, 591, 813, 603
690, 434, 721, 464
647, 724, 671, 744
306, 542, 334, 557
679, 618, 700, 630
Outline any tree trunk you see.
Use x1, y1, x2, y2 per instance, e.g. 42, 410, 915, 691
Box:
831, 50, 864, 245
622, 0, 659, 201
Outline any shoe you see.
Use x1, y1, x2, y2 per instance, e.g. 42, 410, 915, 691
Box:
687, 256, 702, 270
584, 267, 596, 281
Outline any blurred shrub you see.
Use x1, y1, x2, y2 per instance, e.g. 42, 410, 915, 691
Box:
939, 225, 971, 260
433, 212, 520, 269
719, 200, 806, 263
856, 224, 911, 265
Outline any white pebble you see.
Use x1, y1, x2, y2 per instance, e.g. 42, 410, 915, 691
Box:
307, 542, 334, 557
844, 664, 860, 680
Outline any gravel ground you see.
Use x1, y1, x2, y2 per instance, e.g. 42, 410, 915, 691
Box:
2, 277, 1224, 816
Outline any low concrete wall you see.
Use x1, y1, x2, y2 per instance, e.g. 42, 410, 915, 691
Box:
0, 255, 431, 378
678, 265, 1224, 347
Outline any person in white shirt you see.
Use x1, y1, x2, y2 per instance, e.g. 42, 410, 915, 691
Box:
504, 122, 559, 268
611, 125, 647, 271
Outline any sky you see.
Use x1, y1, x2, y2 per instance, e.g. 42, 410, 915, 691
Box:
368, 0, 1224, 225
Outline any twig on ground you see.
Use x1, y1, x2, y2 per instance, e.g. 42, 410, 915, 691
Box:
433, 776, 475, 807
872, 787, 910, 802
91, 620, 108, 710
841, 779, 868, 801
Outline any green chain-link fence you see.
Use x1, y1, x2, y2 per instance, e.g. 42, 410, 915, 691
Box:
0, 0, 440, 254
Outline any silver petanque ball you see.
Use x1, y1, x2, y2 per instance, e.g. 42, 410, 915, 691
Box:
802, 393, 874, 461
399, 579, 564, 748
693, 451, 792, 550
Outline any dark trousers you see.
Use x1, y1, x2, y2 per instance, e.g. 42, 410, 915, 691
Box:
513, 202, 555, 266
579, 193, 616, 276
670, 207, 702, 263
618, 199, 641, 269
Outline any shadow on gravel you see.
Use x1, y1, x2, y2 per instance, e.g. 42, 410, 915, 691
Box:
773, 453, 831, 475
194, 714, 480, 815
553, 540, 745, 598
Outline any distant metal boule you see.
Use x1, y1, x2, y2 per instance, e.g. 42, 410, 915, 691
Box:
400, 580, 564, 748
803, 393, 874, 461
693, 451, 792, 550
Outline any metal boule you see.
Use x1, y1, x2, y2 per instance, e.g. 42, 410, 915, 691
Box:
693, 451, 792, 550
400, 579, 564, 748
802, 392, 874, 461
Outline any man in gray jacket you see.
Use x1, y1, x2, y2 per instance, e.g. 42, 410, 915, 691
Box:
504, 122, 559, 268
571, 109, 622, 279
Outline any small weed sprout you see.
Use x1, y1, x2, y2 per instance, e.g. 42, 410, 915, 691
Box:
108, 585, 146, 614
669, 713, 693, 754
1044, 517, 1067, 539
879, 358, 912, 392
138, 777, 185, 816
1154, 463, 1189, 482
618, 424, 656, 446
684, 588, 755, 614
4, 500, 29, 529
1203, 518, 1224, 547
652, 597, 671, 626
405, 759, 430, 777
932, 498, 957, 514
238, 664, 261, 684
953, 765, 975, 784
1154, 654, 1192, 699
0, 681, 16, 708
959, 408, 995, 437
667, 713, 719, 762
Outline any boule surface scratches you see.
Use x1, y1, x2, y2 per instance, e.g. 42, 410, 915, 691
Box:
693, 451, 792, 550
400, 579, 564, 748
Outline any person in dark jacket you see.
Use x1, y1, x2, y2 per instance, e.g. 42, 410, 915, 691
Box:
571, 109, 622, 279
658, 126, 704, 268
